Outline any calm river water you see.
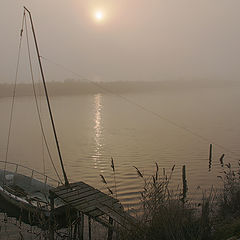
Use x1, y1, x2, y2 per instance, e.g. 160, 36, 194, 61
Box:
1, 83, 240, 209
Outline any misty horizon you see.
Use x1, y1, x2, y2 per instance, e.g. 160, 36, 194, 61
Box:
0, 79, 239, 98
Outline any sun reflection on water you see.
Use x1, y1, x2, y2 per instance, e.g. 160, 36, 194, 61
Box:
93, 94, 104, 171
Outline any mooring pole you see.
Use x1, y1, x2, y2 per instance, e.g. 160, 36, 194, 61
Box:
182, 165, 187, 204
209, 144, 213, 161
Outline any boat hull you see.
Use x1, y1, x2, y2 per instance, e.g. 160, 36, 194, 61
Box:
0, 169, 76, 229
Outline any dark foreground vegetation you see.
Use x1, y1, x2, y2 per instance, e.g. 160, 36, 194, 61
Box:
114, 159, 240, 240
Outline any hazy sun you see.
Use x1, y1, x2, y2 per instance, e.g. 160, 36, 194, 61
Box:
94, 10, 104, 22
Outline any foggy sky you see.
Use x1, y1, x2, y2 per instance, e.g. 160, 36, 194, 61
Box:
1, 0, 240, 83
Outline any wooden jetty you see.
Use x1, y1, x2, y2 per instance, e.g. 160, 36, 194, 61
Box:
49, 181, 136, 240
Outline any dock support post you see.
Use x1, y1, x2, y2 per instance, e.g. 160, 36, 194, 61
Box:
79, 212, 84, 240
49, 191, 55, 240
107, 217, 113, 240
73, 224, 77, 240
88, 216, 92, 240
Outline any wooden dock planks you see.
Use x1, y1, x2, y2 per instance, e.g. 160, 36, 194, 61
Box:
50, 181, 135, 231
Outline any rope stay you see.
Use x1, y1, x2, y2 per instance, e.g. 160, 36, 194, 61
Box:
4, 11, 26, 175
38, 74, 46, 175
4, 8, 64, 185
41, 56, 240, 161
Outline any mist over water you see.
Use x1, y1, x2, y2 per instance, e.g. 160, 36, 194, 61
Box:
1, 83, 240, 209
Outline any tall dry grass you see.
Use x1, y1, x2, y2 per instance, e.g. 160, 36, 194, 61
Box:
118, 164, 215, 240
217, 160, 240, 218
100, 154, 240, 240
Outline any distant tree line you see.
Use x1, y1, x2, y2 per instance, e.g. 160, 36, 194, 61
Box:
0, 80, 237, 98
0, 81, 167, 98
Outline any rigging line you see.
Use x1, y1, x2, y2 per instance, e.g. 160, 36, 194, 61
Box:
24, 7, 69, 186
38, 76, 46, 175
34, 55, 46, 174
24, 14, 63, 184
41, 56, 240, 160
4, 11, 26, 174
35, 72, 46, 174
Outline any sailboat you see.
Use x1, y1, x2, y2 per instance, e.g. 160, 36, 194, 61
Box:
0, 7, 73, 228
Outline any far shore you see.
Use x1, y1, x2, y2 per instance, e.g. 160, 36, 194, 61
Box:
0, 80, 239, 98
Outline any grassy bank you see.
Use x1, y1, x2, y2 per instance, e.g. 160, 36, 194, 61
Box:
112, 159, 240, 240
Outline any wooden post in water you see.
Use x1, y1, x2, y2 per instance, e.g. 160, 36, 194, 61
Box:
209, 144, 213, 171
209, 144, 213, 161
182, 165, 187, 204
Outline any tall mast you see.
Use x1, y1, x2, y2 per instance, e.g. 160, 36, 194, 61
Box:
24, 7, 69, 186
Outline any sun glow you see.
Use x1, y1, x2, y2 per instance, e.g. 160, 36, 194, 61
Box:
94, 10, 105, 22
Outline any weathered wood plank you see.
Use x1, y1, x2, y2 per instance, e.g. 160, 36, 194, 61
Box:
96, 205, 130, 228
51, 182, 82, 192
79, 205, 100, 214
57, 184, 91, 197
97, 204, 136, 227
58, 186, 95, 200
94, 216, 116, 231
51, 181, 136, 232
66, 191, 110, 205
54, 182, 117, 203
87, 209, 104, 218
52, 182, 89, 195
73, 198, 119, 212
80, 202, 121, 215
73, 199, 115, 212
62, 189, 103, 203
